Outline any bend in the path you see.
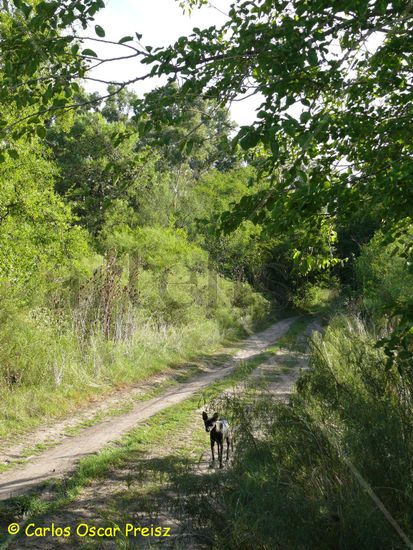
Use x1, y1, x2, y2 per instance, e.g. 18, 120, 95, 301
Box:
0, 317, 298, 501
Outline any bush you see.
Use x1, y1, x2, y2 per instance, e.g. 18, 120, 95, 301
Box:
292, 279, 340, 314
0, 226, 269, 436
186, 316, 413, 548
355, 229, 413, 320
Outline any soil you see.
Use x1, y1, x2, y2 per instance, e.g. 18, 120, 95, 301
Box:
0, 317, 298, 501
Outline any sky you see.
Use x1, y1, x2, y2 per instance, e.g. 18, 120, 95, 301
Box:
84, 1, 383, 128
84, 0, 261, 127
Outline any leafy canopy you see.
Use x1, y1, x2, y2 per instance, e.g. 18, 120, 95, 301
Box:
3, 0, 411, 262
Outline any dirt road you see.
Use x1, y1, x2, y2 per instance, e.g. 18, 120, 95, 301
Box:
0, 317, 298, 501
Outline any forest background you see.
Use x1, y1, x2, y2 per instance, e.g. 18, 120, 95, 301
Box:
0, 0, 412, 545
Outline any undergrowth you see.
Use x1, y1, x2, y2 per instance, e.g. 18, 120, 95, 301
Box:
0, 263, 269, 438
184, 316, 413, 549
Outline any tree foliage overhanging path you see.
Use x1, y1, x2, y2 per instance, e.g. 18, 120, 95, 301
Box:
1, 3, 413, 544
1, 0, 412, 356
1, 0, 412, 242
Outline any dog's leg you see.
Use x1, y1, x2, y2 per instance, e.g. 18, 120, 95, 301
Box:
210, 438, 215, 465
226, 436, 230, 461
218, 441, 223, 468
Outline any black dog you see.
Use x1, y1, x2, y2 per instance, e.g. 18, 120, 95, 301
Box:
202, 411, 232, 468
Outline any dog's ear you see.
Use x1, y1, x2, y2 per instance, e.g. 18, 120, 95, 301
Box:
202, 411, 208, 421
212, 412, 219, 421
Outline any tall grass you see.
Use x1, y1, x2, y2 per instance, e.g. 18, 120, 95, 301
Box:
0, 256, 269, 438
184, 316, 413, 548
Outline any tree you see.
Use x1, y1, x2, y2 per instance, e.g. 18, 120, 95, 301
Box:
100, 84, 138, 123
0, 0, 147, 144
135, 83, 237, 174
135, 1, 412, 248
135, 0, 412, 364
4, 0, 411, 261
2, 0, 413, 360
0, 137, 89, 300
47, 111, 155, 235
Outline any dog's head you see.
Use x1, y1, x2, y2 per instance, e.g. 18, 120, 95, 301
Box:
202, 411, 219, 432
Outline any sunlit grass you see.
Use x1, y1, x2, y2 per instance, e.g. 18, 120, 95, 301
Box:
0, 317, 310, 546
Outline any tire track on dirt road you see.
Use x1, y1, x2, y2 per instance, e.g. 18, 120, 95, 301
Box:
0, 317, 297, 501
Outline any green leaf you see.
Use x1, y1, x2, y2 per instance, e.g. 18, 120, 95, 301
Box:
36, 125, 47, 139
113, 132, 127, 147
270, 140, 279, 157
95, 25, 105, 37
185, 139, 194, 155
300, 111, 311, 124
81, 49, 98, 58
8, 149, 19, 160
282, 119, 297, 137
239, 130, 260, 150
119, 36, 134, 44
308, 49, 318, 66
52, 97, 68, 108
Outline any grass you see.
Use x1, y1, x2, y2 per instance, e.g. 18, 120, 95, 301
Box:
0, 324, 249, 446
0, 261, 272, 442
0, 315, 310, 477
293, 281, 340, 318
0, 366, 251, 547
184, 314, 413, 549
0, 316, 312, 548
0, 339, 248, 475
0, 322, 217, 438
270, 315, 312, 351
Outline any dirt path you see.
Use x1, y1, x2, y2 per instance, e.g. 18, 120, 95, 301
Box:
2, 317, 321, 550
0, 317, 298, 501
247, 318, 322, 397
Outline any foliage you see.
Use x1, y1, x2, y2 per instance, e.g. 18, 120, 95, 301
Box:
292, 279, 340, 314
2, 0, 412, 273
0, 0, 105, 141
0, 241, 269, 435
0, 3, 412, 542
179, 167, 265, 278
47, 111, 152, 235
105, 225, 206, 269
356, 229, 413, 320
354, 227, 413, 372
133, 0, 413, 269
0, 137, 90, 299
187, 316, 413, 548
0, 11, 273, 433
135, 83, 237, 174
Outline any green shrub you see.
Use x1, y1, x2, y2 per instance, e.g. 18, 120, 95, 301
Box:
355, 229, 413, 320
0, 227, 269, 436
186, 316, 413, 548
292, 279, 340, 314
